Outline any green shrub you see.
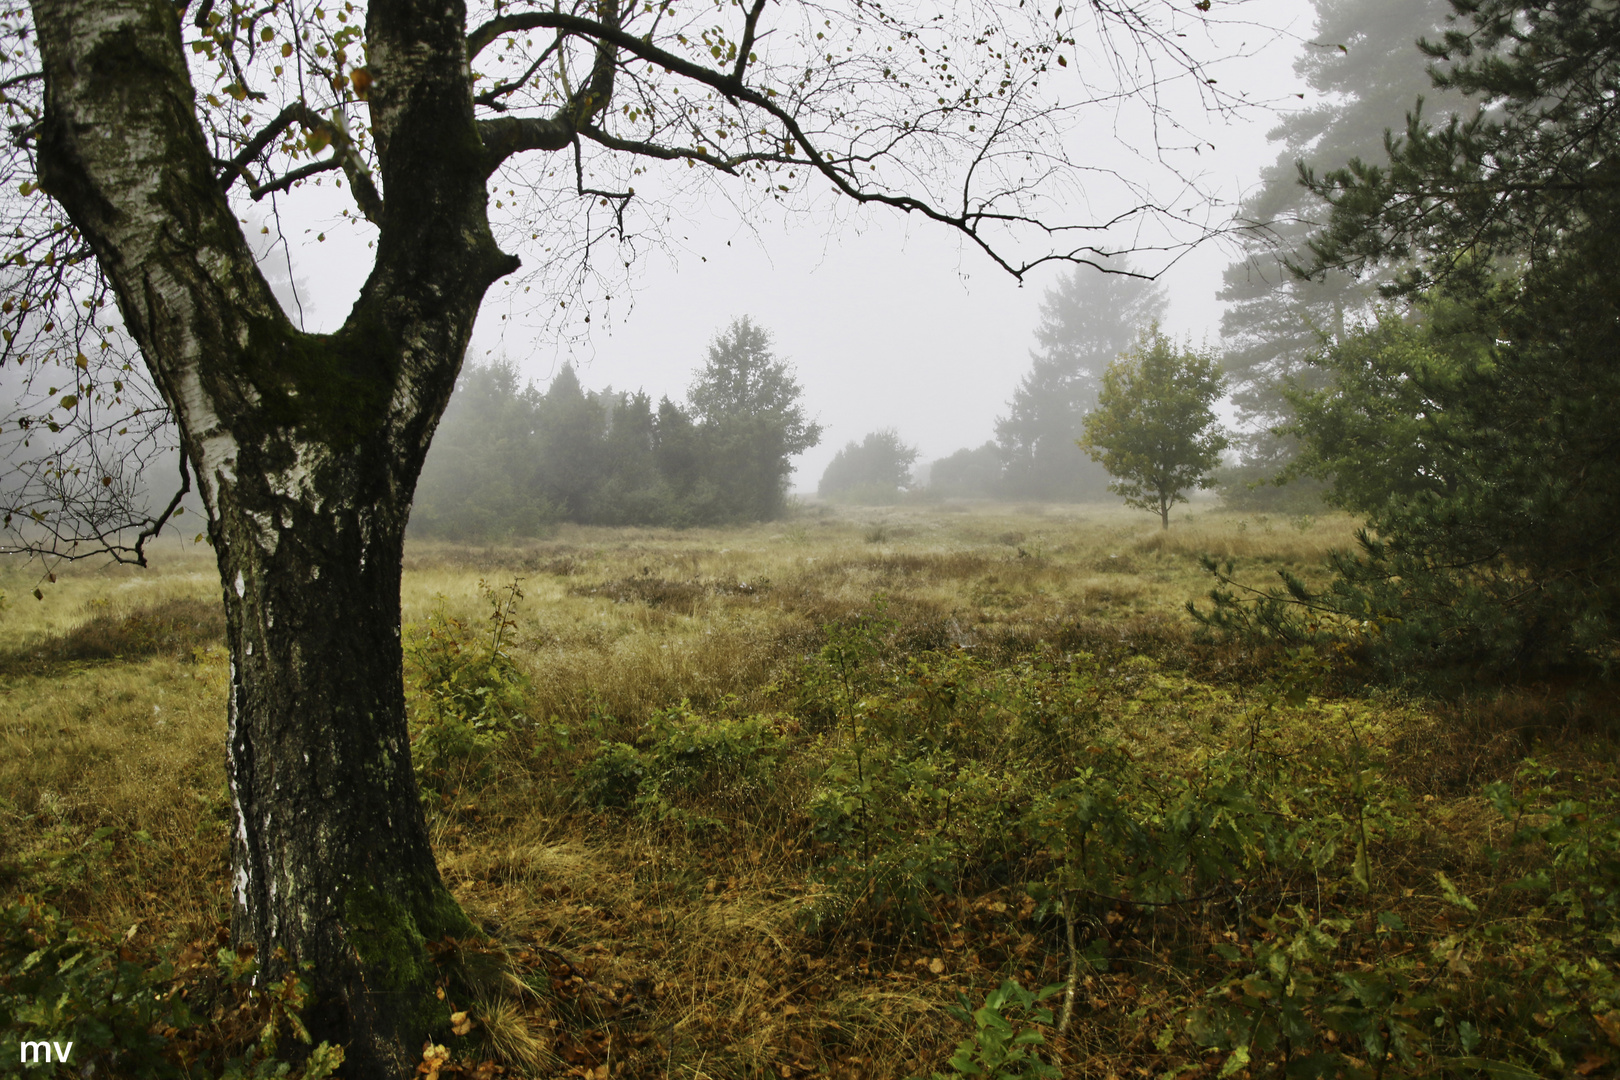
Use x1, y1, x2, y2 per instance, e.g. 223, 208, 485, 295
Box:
573, 705, 783, 825
638, 706, 783, 803
405, 579, 533, 791
0, 899, 342, 1079
806, 748, 1027, 932
911, 979, 1062, 1080
575, 742, 647, 809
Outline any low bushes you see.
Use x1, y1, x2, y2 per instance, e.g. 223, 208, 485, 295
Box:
0, 899, 342, 1079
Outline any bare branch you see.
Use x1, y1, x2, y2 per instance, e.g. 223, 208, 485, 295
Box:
577, 121, 776, 173
246, 155, 343, 201
226, 103, 383, 221
468, 10, 556, 61
475, 10, 1138, 279
474, 32, 565, 111
731, 0, 768, 83
130, 454, 191, 567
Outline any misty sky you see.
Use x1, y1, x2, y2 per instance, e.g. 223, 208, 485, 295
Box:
254, 0, 1321, 491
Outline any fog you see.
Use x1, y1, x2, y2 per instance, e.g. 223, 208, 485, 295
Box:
241, 0, 1314, 493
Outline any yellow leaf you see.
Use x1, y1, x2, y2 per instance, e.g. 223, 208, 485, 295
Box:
450, 1011, 473, 1036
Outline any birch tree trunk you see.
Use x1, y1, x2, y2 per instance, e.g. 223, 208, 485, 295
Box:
33, 0, 511, 1072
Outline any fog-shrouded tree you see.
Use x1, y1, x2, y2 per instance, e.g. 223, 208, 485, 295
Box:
687, 318, 821, 521
1216, 0, 1469, 501
818, 428, 919, 502
1080, 326, 1226, 529
409, 360, 550, 540
996, 259, 1165, 500
1, 0, 1260, 1068
928, 441, 1004, 499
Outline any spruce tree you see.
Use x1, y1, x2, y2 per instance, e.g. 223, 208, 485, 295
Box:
997, 262, 1165, 500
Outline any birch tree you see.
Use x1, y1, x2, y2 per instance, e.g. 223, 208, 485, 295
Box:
2, 0, 1251, 1071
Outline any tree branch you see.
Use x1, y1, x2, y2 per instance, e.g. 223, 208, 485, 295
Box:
473, 32, 565, 111
472, 10, 1142, 280
222, 102, 383, 223
130, 454, 191, 567
731, 0, 768, 83
577, 121, 778, 173
247, 156, 342, 200
0, 69, 41, 92
476, 0, 621, 175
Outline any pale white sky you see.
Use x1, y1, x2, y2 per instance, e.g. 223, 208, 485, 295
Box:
254, 0, 1318, 491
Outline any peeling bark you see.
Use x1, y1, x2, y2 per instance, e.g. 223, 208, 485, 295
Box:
32, 0, 514, 1073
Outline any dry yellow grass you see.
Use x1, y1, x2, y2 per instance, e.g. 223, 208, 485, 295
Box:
0, 650, 231, 941
23, 502, 1595, 1079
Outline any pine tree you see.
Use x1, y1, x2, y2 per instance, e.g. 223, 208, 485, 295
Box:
1217, 0, 1469, 493
996, 263, 1165, 500
1208, 0, 1620, 680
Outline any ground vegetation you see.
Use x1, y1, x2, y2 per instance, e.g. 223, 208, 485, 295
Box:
4, 508, 1616, 1079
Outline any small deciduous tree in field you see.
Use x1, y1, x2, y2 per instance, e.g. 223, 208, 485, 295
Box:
1080, 327, 1227, 529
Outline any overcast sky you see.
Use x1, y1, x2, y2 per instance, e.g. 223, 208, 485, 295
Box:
256, 0, 1320, 491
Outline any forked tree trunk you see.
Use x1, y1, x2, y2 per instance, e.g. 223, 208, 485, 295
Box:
33, 0, 514, 1073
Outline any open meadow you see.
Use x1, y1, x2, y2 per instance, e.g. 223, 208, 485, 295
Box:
3, 503, 1616, 1079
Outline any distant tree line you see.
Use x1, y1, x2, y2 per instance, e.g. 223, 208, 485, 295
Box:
826, 254, 1217, 511
816, 429, 920, 503
866, 256, 1185, 507
823, 315, 1228, 525
411, 318, 820, 538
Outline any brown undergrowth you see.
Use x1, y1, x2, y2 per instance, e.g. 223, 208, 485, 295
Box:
4, 504, 1616, 1079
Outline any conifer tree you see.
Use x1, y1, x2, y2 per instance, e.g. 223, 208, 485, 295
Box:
1217, 0, 1467, 492
1205, 0, 1620, 679
997, 262, 1165, 501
